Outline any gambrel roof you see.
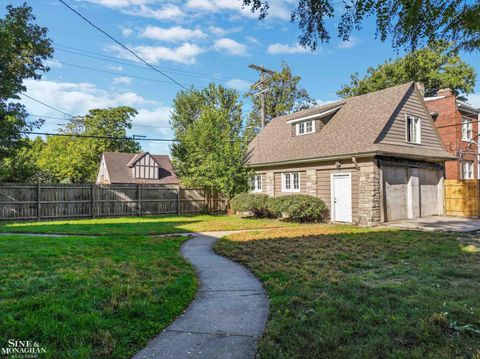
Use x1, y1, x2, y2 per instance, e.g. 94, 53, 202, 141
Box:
248, 82, 455, 166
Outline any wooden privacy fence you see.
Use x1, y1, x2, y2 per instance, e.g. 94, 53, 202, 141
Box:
444, 180, 479, 217
0, 183, 227, 221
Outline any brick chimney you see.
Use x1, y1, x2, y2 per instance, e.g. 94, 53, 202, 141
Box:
415, 82, 425, 97
437, 88, 453, 97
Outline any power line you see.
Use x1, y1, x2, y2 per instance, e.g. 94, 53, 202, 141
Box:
57, 0, 188, 90
27, 114, 172, 129
21, 93, 76, 117
56, 60, 189, 87
54, 44, 229, 82
22, 131, 176, 142
249, 64, 275, 128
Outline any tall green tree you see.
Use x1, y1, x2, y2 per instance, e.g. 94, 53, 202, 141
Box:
246, 63, 315, 136
337, 42, 476, 99
0, 137, 50, 183
171, 84, 250, 199
38, 107, 140, 183
242, 0, 480, 52
0, 4, 53, 160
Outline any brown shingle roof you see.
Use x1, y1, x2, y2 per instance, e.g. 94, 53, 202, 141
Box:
248, 82, 454, 165
103, 152, 179, 184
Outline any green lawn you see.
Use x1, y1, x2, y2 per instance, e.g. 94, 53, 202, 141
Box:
215, 228, 480, 359
0, 214, 301, 236
0, 234, 196, 359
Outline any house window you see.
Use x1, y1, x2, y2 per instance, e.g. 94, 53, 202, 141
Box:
296, 120, 315, 135
250, 174, 262, 192
282, 172, 300, 192
406, 115, 421, 144
462, 161, 474, 179
462, 118, 473, 141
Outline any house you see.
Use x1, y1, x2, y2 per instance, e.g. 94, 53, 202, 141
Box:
96, 152, 179, 185
425, 89, 480, 180
247, 82, 455, 226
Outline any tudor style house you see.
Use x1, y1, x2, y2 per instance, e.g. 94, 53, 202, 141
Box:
96, 152, 179, 185
248, 82, 455, 226
425, 88, 480, 180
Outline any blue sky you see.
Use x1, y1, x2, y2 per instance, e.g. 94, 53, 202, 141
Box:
7, 0, 480, 154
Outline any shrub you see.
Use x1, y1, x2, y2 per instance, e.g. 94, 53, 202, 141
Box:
267, 195, 329, 223
230, 193, 271, 217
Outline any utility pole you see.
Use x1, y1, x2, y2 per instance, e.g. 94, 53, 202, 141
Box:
249, 64, 275, 129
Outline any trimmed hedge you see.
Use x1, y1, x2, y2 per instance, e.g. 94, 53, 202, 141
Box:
231, 193, 329, 223
268, 195, 329, 223
230, 193, 271, 217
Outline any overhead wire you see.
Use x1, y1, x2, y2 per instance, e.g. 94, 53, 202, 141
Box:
54, 44, 230, 82
21, 93, 75, 117
22, 131, 176, 142
57, 0, 188, 90
27, 114, 172, 129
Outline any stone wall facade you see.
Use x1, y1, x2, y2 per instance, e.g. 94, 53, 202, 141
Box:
305, 169, 317, 196
265, 171, 275, 197
357, 160, 382, 226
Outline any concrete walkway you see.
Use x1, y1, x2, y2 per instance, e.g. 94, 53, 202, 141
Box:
386, 216, 480, 232
133, 232, 269, 359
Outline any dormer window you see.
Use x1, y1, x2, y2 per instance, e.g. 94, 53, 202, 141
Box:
296, 120, 315, 135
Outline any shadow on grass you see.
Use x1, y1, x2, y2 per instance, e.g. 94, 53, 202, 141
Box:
215, 229, 480, 359
0, 214, 303, 236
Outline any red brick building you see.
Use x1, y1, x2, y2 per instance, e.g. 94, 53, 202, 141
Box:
425, 89, 480, 180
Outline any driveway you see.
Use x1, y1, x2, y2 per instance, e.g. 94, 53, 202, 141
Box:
386, 215, 480, 232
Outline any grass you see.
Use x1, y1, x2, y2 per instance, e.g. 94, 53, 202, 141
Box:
0, 234, 196, 358
215, 227, 480, 359
0, 214, 302, 236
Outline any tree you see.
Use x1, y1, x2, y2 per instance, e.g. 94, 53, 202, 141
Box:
246, 63, 315, 135
0, 137, 50, 183
337, 42, 476, 99
171, 84, 251, 199
242, 0, 480, 52
38, 107, 140, 183
0, 4, 53, 159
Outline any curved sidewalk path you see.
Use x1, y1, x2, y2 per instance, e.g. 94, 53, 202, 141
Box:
134, 232, 269, 359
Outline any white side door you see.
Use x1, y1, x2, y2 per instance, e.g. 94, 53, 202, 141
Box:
331, 173, 352, 222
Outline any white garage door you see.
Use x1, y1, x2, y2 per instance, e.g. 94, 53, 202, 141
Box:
419, 168, 441, 217
383, 165, 442, 221
383, 166, 408, 221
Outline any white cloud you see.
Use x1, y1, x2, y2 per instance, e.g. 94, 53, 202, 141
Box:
186, 0, 291, 20
141, 26, 207, 42
267, 43, 309, 54
83, 1, 185, 21
134, 107, 171, 126
245, 36, 260, 45
208, 26, 228, 37
108, 43, 204, 65
214, 38, 248, 56
337, 36, 359, 49
45, 59, 62, 69
208, 25, 243, 37
226, 78, 251, 91
112, 76, 133, 85
22, 79, 149, 117
121, 27, 134, 38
